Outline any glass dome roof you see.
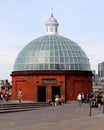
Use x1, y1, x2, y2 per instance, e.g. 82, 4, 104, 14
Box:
14, 35, 91, 71
14, 14, 91, 71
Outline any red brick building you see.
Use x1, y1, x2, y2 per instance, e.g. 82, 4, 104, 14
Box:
11, 13, 92, 102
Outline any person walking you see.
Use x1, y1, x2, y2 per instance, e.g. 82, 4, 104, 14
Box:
18, 89, 23, 103
77, 93, 82, 106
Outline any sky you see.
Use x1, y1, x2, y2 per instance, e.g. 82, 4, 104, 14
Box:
0, 0, 104, 81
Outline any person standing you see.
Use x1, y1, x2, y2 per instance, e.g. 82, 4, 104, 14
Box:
55, 95, 60, 106
81, 93, 85, 103
77, 93, 82, 106
18, 89, 23, 103
0, 92, 3, 102
97, 93, 102, 110
60, 95, 65, 105
85, 93, 89, 103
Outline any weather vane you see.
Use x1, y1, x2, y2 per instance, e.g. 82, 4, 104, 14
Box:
51, 8, 53, 16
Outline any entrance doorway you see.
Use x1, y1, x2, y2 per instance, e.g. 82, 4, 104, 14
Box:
52, 86, 60, 102
38, 86, 46, 102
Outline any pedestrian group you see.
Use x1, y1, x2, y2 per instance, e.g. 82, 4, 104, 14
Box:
77, 92, 103, 110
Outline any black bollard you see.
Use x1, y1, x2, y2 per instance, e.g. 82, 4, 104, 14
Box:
89, 100, 92, 116
103, 101, 104, 113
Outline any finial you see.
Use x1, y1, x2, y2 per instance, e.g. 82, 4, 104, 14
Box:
51, 8, 53, 17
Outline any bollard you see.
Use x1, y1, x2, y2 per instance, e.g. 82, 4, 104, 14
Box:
102, 97, 104, 113
89, 100, 92, 116
103, 101, 104, 113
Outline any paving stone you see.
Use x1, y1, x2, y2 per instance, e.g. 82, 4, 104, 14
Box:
0, 102, 104, 130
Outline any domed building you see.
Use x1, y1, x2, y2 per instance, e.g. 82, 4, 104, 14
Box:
11, 13, 92, 102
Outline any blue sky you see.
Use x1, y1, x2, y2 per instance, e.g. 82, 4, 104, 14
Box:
0, 0, 104, 80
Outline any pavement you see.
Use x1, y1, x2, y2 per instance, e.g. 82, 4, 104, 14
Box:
0, 102, 104, 130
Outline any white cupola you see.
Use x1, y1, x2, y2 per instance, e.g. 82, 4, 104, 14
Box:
45, 13, 59, 35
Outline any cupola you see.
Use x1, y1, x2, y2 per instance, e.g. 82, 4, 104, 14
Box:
45, 13, 59, 35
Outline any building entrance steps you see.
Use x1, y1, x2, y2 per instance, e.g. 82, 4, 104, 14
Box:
0, 102, 51, 113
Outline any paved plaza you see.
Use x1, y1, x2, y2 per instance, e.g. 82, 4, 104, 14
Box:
0, 102, 104, 130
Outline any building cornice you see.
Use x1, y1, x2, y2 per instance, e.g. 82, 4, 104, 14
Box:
11, 70, 92, 77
